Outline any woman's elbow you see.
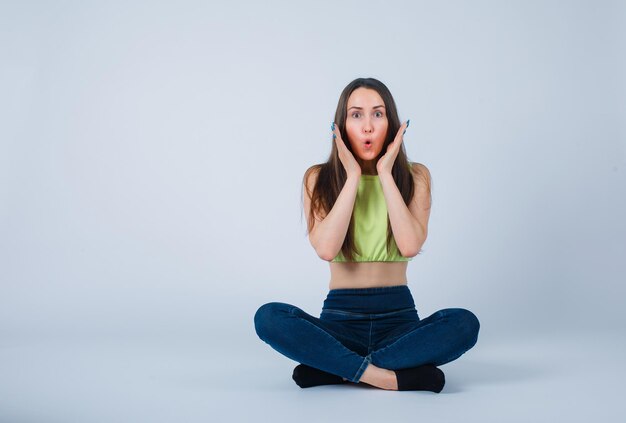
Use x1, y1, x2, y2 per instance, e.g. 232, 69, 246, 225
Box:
316, 246, 337, 262
310, 237, 337, 261
401, 247, 419, 258
401, 237, 427, 258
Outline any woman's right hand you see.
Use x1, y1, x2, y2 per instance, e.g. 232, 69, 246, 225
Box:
331, 122, 361, 178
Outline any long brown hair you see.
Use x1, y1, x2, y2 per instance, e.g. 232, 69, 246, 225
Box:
302, 78, 431, 260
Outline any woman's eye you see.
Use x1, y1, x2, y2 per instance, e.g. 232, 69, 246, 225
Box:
375, 111, 384, 118
352, 112, 360, 118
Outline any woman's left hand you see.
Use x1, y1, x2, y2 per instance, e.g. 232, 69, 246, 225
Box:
376, 120, 409, 175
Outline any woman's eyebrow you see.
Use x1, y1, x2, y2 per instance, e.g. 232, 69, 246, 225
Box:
347, 105, 386, 110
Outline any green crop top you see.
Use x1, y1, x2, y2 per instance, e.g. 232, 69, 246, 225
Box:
332, 174, 413, 263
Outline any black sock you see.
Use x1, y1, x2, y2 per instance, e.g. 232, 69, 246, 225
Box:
292, 364, 347, 388
394, 364, 445, 392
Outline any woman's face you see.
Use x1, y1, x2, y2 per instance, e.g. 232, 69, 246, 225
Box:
345, 87, 389, 163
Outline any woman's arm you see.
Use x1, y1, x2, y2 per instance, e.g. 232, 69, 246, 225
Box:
378, 162, 432, 257
303, 168, 360, 261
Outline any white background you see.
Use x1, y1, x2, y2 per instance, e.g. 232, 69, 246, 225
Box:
1, 1, 625, 421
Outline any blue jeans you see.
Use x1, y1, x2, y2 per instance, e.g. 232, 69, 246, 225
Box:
254, 285, 480, 383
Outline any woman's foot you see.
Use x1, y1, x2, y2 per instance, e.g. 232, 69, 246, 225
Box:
292, 362, 445, 393
394, 364, 445, 392
292, 364, 347, 388
359, 363, 445, 392
359, 364, 398, 390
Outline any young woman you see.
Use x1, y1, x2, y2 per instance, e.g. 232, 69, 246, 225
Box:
254, 78, 479, 392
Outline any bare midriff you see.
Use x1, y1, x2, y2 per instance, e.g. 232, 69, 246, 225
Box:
328, 261, 408, 290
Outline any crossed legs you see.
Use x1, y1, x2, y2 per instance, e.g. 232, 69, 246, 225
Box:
254, 303, 479, 391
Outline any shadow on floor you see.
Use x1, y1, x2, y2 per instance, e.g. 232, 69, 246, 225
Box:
441, 358, 551, 393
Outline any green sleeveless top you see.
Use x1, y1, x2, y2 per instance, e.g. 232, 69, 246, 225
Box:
332, 174, 413, 263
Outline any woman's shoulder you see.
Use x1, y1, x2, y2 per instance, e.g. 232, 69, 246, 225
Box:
304, 163, 323, 177
302, 164, 324, 195
303, 164, 323, 185
409, 161, 429, 174
409, 162, 432, 188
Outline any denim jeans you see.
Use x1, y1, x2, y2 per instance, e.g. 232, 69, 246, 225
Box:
254, 285, 480, 383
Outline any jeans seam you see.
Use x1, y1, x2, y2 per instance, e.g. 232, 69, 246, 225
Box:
351, 354, 371, 383
321, 307, 416, 318
370, 317, 441, 359
318, 315, 370, 350
289, 306, 368, 380
368, 317, 373, 354
371, 328, 416, 357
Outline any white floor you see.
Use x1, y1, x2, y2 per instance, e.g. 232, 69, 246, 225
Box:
1, 329, 624, 423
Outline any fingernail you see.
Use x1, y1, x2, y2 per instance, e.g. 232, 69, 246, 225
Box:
403, 129, 406, 135
407, 119, 410, 127
331, 122, 335, 131
333, 134, 336, 139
